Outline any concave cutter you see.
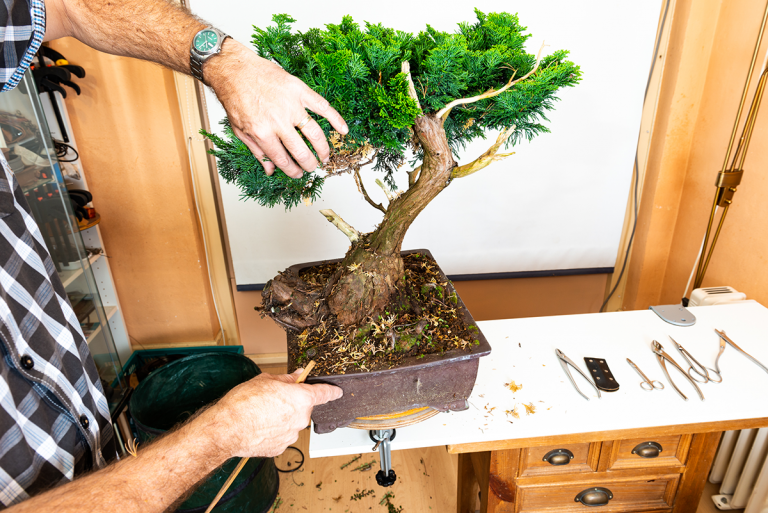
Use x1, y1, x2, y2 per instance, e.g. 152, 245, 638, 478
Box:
555, 348, 601, 401
651, 340, 705, 401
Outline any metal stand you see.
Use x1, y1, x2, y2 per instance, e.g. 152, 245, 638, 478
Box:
370, 429, 396, 487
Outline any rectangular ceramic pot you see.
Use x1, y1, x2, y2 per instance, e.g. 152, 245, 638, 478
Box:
286, 249, 492, 434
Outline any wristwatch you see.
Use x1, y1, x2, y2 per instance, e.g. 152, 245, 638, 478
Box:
190, 26, 230, 82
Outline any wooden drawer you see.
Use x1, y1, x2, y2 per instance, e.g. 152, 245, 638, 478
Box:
516, 474, 680, 513
520, 443, 600, 477
602, 435, 692, 471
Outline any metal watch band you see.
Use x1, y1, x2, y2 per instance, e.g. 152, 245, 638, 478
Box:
190, 27, 230, 83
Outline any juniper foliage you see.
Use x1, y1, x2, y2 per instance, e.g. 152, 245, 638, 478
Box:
204, 10, 581, 209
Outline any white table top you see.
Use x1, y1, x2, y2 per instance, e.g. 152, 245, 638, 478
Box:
309, 301, 768, 458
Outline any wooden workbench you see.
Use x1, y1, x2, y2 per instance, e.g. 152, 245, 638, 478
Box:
310, 301, 768, 512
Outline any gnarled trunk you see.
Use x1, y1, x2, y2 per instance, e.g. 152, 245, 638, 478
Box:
262, 114, 456, 328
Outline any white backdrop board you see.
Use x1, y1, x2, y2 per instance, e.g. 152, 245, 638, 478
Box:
191, 0, 662, 287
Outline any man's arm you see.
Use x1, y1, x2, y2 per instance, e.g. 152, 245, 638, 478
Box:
44, 0, 348, 178
8, 371, 342, 512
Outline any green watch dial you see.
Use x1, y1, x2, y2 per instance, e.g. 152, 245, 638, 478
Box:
194, 30, 219, 52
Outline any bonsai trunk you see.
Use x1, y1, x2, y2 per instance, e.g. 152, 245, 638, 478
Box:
263, 114, 456, 327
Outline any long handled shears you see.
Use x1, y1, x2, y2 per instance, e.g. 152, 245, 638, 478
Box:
669, 336, 723, 383
651, 340, 704, 401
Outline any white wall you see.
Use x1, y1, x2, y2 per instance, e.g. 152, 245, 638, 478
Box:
191, 0, 662, 285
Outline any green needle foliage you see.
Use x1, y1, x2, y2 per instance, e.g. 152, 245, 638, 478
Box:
204, 9, 581, 209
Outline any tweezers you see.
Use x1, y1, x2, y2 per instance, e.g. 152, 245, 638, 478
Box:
556, 348, 601, 401
651, 340, 705, 401
715, 329, 768, 375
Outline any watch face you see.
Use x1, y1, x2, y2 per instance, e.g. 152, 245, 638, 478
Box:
194, 30, 219, 53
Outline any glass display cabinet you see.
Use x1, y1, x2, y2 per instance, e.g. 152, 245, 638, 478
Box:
0, 71, 128, 413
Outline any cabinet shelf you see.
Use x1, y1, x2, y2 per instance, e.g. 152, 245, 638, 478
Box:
86, 305, 118, 346
59, 252, 102, 288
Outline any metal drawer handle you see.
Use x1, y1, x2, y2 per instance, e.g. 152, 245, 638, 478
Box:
542, 448, 574, 466
575, 487, 613, 506
632, 441, 663, 458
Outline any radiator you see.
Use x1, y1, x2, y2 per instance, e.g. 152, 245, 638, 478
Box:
709, 429, 768, 512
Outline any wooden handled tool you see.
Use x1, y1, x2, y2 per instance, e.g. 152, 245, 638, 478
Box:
204, 361, 316, 513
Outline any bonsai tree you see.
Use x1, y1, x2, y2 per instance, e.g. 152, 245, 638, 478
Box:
205, 10, 580, 333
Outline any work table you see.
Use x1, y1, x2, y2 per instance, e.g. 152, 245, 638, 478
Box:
311, 300, 768, 456
310, 301, 768, 513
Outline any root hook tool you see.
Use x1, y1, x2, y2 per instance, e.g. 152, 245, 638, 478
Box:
715, 329, 768, 375
651, 340, 704, 401
555, 349, 601, 401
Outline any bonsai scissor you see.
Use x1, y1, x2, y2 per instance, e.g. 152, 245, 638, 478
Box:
626, 358, 664, 391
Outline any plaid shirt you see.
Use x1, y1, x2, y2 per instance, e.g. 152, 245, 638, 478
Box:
0, 0, 45, 92
0, 0, 114, 507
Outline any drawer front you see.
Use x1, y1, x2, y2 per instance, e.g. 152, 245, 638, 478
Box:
604, 435, 692, 471
520, 443, 600, 477
517, 474, 679, 513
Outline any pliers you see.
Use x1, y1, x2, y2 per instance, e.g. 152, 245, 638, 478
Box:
556, 348, 601, 401
651, 340, 705, 401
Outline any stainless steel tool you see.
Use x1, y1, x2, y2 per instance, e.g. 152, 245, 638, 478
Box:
669, 336, 721, 384
626, 358, 664, 391
556, 348, 601, 401
711, 336, 726, 382
715, 329, 768, 375
651, 340, 705, 401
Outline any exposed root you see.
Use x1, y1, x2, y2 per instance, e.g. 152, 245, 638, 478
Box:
260, 271, 330, 330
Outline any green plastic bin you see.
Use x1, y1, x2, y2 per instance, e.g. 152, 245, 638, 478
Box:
129, 352, 278, 512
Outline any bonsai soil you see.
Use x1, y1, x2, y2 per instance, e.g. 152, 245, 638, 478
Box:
280, 252, 483, 377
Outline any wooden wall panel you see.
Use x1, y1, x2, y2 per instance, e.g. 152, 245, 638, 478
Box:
48, 38, 220, 347
623, 1, 768, 310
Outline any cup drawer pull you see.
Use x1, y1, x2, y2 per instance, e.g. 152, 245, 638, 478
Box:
542, 448, 574, 466
575, 487, 613, 506
632, 441, 663, 458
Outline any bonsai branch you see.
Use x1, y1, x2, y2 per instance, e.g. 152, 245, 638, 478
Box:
402, 61, 423, 112
375, 179, 395, 202
436, 41, 548, 121
407, 165, 422, 187
354, 169, 386, 214
451, 125, 516, 179
319, 209, 360, 243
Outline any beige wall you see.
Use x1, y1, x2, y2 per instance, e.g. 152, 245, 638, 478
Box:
48, 39, 221, 347
235, 274, 608, 355
623, 0, 768, 310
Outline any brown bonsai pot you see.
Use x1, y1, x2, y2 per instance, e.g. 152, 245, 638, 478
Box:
285, 249, 491, 434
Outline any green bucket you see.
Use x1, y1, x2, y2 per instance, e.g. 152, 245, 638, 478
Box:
129, 352, 278, 512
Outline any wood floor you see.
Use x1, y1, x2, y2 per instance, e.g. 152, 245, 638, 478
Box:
271, 428, 457, 513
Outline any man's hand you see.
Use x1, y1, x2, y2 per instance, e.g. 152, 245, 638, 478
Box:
205, 369, 343, 458
206, 40, 348, 178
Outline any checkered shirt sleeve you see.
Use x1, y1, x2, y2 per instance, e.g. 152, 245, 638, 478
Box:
0, 0, 45, 92
0, 154, 113, 508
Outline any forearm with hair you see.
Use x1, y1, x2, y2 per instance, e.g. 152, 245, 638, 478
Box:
8, 406, 231, 513
59, 0, 206, 74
